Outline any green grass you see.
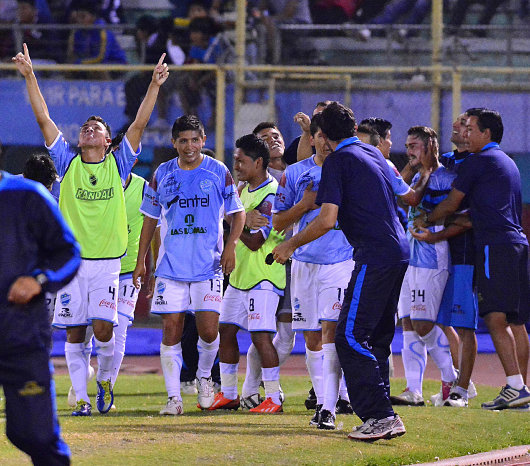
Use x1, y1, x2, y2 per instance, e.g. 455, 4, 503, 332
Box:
1, 375, 528, 465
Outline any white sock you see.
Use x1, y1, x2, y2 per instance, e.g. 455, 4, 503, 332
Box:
65, 342, 89, 403
272, 322, 295, 366
305, 346, 324, 405
94, 335, 115, 382
196, 334, 220, 379
84, 326, 94, 375
111, 314, 130, 387
242, 343, 262, 398
420, 326, 457, 382
220, 362, 239, 400
339, 375, 349, 401
506, 374, 525, 390
262, 366, 281, 405
453, 385, 469, 399
322, 343, 341, 413
402, 330, 427, 394
160, 343, 183, 399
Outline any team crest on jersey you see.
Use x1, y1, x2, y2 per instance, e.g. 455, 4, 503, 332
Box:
60, 293, 71, 306
200, 179, 213, 192
157, 281, 166, 294
89, 174, 98, 186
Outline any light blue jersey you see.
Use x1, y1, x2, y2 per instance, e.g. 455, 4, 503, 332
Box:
141, 155, 244, 281
273, 155, 352, 264
46, 133, 139, 184
407, 166, 456, 270
386, 159, 411, 196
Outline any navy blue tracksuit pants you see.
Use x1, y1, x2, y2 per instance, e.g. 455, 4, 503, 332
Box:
0, 350, 70, 465
335, 262, 408, 422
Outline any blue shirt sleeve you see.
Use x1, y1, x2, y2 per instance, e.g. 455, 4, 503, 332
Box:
223, 167, 244, 214
114, 135, 141, 183
272, 171, 295, 213
253, 193, 275, 239
316, 155, 343, 207
140, 168, 161, 219
46, 133, 78, 177
386, 160, 411, 196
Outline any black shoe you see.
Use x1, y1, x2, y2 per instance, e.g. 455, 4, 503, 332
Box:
318, 409, 336, 430
304, 387, 317, 410
309, 404, 322, 426
335, 396, 353, 414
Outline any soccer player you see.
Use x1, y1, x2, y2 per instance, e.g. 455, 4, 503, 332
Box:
133, 115, 245, 415
420, 108, 530, 410
12, 43, 169, 416
390, 126, 459, 407
0, 170, 80, 465
410, 112, 479, 407
273, 102, 409, 442
210, 134, 286, 413
273, 113, 354, 429
239, 122, 295, 408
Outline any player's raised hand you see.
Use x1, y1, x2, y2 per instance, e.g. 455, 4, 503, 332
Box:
12, 43, 33, 77
293, 112, 311, 133
152, 53, 169, 86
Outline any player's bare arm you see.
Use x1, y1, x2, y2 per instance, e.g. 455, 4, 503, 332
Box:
294, 112, 312, 161
126, 53, 169, 151
133, 216, 159, 289
12, 43, 59, 146
221, 210, 245, 274
421, 187, 466, 226
273, 202, 337, 264
273, 181, 318, 232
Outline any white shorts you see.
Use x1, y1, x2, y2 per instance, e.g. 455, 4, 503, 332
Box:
118, 276, 140, 324
151, 277, 223, 314
52, 258, 120, 329
220, 284, 279, 332
291, 259, 354, 331
398, 266, 449, 322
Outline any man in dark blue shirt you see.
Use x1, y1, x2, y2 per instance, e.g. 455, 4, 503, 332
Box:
0, 171, 81, 465
273, 102, 409, 441
423, 108, 530, 410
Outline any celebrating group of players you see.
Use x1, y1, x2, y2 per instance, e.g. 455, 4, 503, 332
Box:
8, 40, 529, 462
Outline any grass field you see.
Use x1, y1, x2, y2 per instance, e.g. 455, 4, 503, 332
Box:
0, 375, 528, 465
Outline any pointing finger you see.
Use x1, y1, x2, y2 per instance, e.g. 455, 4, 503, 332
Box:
157, 53, 166, 67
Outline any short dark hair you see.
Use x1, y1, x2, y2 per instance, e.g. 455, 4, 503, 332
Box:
85, 115, 111, 138
136, 15, 158, 35
202, 148, 216, 159
407, 125, 438, 151
319, 101, 356, 142
235, 134, 270, 169
315, 100, 331, 110
23, 153, 57, 189
360, 117, 392, 140
465, 107, 503, 144
172, 115, 205, 139
356, 124, 381, 147
252, 121, 278, 135
73, 1, 98, 15
188, 16, 219, 36
309, 112, 324, 136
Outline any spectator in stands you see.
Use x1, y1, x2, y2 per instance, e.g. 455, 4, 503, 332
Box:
123, 15, 185, 132
253, 0, 312, 63
178, 16, 222, 127
66, 1, 126, 69
170, 0, 223, 20
354, 0, 391, 23
15, 0, 59, 62
448, 0, 507, 37
310, 0, 361, 24
358, 0, 432, 40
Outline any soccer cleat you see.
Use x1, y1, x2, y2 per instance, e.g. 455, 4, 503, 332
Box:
430, 391, 443, 407
318, 409, 336, 430
481, 385, 530, 410
279, 383, 285, 404
444, 392, 468, 408
304, 386, 317, 410
240, 393, 263, 410
71, 400, 92, 417
335, 396, 354, 414
309, 404, 322, 426
468, 380, 478, 399
508, 403, 530, 412
96, 379, 114, 414
348, 415, 406, 441
67, 365, 95, 407
196, 377, 215, 409
208, 392, 240, 411
249, 397, 283, 414
390, 389, 425, 406
181, 380, 198, 395
160, 397, 183, 415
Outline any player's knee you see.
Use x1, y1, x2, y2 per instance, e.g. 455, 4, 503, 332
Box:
412, 320, 433, 337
